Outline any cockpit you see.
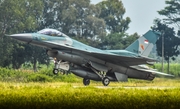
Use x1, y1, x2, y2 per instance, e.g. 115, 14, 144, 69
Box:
37, 28, 68, 37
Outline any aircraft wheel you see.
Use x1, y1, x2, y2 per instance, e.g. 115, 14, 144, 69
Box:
102, 77, 110, 86
83, 78, 90, 86
53, 69, 59, 75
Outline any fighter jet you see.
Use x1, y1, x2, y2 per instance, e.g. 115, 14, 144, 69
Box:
8, 29, 174, 86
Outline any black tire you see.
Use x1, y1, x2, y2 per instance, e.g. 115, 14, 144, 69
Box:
53, 69, 59, 75
102, 77, 110, 86
83, 78, 90, 86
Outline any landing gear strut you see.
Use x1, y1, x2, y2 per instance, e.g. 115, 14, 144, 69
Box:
89, 66, 111, 86
53, 58, 60, 74
83, 78, 90, 86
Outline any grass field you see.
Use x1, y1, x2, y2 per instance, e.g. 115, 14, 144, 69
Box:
0, 78, 180, 109
0, 66, 180, 109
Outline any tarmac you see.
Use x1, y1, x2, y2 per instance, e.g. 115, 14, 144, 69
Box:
73, 86, 178, 89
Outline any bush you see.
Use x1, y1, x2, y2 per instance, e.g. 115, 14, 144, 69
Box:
1, 63, 180, 83
0, 67, 81, 82
27, 74, 53, 82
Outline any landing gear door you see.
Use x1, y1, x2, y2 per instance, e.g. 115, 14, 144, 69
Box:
114, 72, 128, 82
59, 62, 70, 71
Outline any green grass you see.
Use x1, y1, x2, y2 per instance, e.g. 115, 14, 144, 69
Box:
1, 64, 180, 108
0, 67, 82, 83
1, 63, 180, 83
0, 81, 180, 109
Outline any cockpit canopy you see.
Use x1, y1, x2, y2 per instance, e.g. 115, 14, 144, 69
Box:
37, 28, 68, 37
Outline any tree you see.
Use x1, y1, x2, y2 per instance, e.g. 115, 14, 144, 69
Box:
123, 33, 140, 48
11, 41, 26, 69
156, 0, 180, 72
158, 0, 180, 30
0, 0, 25, 67
152, 19, 180, 73
0, 0, 43, 35
100, 32, 138, 50
0, 0, 43, 68
39, 0, 106, 42
24, 45, 50, 72
61, 0, 106, 39
0, 0, 132, 69
97, 0, 131, 33
0, 36, 13, 67
100, 33, 125, 50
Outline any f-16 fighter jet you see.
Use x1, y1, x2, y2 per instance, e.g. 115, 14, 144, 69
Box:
8, 29, 173, 86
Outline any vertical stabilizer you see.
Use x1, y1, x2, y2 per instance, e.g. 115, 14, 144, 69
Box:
125, 30, 161, 57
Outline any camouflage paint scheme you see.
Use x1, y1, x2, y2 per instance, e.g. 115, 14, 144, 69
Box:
8, 29, 174, 86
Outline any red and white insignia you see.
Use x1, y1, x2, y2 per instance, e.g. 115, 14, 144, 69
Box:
144, 40, 149, 44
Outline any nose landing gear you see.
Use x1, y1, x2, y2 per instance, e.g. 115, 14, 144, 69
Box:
53, 68, 59, 74
53, 58, 60, 74
83, 78, 90, 86
53, 58, 70, 75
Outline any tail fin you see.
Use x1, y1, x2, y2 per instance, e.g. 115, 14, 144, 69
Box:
125, 30, 161, 57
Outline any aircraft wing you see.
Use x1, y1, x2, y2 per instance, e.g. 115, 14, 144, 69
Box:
85, 52, 156, 66
44, 41, 156, 66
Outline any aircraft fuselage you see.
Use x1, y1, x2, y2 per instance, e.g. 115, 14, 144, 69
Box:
27, 33, 152, 81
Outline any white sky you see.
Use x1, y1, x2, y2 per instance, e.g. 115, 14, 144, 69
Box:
91, 0, 166, 35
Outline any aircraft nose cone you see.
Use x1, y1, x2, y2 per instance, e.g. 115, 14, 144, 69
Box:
9, 33, 32, 42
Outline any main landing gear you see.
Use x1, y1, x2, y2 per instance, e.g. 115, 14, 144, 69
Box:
83, 78, 90, 86
82, 77, 110, 86
91, 67, 110, 86
102, 77, 110, 86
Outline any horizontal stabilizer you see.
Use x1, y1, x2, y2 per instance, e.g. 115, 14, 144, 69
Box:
139, 68, 174, 77
131, 65, 174, 77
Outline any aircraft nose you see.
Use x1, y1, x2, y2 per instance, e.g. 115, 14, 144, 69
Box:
9, 33, 32, 42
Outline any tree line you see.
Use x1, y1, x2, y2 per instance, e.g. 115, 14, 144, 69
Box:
0, 0, 180, 73
152, 0, 180, 73
0, 0, 138, 71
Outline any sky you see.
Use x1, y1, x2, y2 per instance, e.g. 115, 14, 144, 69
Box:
91, 0, 166, 35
